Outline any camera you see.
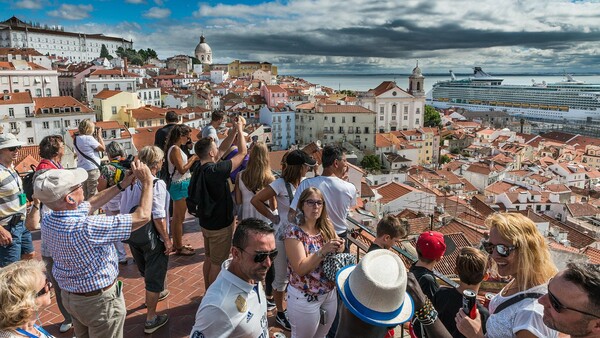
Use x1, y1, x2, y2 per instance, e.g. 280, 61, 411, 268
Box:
119, 154, 135, 169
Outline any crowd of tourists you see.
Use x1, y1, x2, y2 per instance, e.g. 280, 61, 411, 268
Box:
0, 111, 599, 338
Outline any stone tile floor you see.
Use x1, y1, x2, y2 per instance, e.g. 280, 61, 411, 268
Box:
34, 215, 290, 338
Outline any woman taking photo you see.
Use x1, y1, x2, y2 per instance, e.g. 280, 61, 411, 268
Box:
165, 124, 198, 256
0, 260, 55, 337
234, 142, 275, 222
456, 212, 558, 338
251, 149, 315, 331
74, 119, 105, 200
284, 187, 344, 338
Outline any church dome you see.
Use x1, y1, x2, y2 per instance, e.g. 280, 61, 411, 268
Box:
411, 62, 423, 77
195, 35, 212, 61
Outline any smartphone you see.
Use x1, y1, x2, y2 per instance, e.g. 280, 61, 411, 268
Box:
319, 308, 327, 325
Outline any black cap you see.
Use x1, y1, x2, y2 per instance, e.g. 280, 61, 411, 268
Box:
286, 150, 316, 166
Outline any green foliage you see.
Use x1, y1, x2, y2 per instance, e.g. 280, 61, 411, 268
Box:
424, 105, 442, 128
439, 154, 452, 164
99, 44, 113, 60
115, 47, 157, 65
191, 56, 201, 65
338, 89, 356, 97
360, 154, 381, 171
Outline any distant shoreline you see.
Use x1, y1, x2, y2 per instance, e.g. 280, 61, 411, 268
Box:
288, 72, 600, 77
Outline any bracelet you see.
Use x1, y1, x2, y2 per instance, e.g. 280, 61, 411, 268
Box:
414, 298, 438, 325
31, 204, 39, 210
116, 182, 125, 192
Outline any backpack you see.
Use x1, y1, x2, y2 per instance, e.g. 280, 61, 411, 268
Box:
20, 165, 37, 202
122, 179, 160, 247
186, 163, 203, 217
103, 160, 126, 186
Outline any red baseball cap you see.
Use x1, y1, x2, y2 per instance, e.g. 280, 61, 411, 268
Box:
416, 231, 446, 261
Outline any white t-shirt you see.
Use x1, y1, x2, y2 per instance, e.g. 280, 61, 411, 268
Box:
190, 266, 269, 338
486, 283, 558, 338
202, 125, 219, 144
269, 177, 296, 227
74, 135, 101, 170
119, 177, 170, 233
167, 146, 190, 182
290, 175, 356, 234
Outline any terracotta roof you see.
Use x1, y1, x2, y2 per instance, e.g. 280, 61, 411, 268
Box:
94, 89, 122, 99
581, 246, 600, 264
439, 220, 486, 246
265, 85, 286, 93
14, 146, 41, 171
317, 105, 375, 114
376, 182, 416, 204
369, 81, 407, 97
268, 150, 287, 173
526, 211, 597, 249
361, 181, 375, 198
565, 203, 600, 218
128, 106, 168, 120
89, 69, 139, 77
0, 61, 48, 70
33, 96, 92, 113
0, 47, 43, 56
0, 91, 33, 105
547, 240, 581, 254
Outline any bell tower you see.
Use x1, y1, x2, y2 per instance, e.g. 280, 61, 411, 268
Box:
408, 61, 425, 97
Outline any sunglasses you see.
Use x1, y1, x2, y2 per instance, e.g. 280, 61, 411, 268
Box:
305, 199, 324, 207
7, 146, 21, 151
482, 241, 516, 257
238, 248, 278, 263
36, 279, 53, 297
68, 184, 83, 195
547, 279, 600, 318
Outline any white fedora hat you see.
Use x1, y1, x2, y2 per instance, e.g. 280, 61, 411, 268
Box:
0, 133, 25, 150
336, 250, 414, 327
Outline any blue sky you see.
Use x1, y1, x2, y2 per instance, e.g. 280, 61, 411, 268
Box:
3, 0, 600, 75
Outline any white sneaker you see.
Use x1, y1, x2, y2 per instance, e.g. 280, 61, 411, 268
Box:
59, 322, 73, 333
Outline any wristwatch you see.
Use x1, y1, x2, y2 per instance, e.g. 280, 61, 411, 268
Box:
116, 182, 125, 192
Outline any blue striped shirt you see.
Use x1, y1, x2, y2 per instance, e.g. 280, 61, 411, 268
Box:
41, 202, 133, 293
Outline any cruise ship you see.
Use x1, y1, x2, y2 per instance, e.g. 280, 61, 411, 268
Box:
428, 67, 600, 121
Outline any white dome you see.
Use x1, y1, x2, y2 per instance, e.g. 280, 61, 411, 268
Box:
194, 35, 212, 62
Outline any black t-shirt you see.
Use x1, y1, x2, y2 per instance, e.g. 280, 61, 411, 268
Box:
433, 287, 489, 338
154, 124, 176, 150
197, 160, 233, 230
367, 243, 382, 252
409, 264, 439, 301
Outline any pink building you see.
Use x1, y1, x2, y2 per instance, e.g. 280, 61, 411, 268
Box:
260, 82, 288, 108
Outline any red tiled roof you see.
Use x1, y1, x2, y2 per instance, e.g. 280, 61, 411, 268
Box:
317, 105, 375, 114
94, 89, 122, 99
376, 182, 415, 204
582, 246, 600, 264
33, 96, 92, 113
565, 203, 600, 218
0, 91, 33, 105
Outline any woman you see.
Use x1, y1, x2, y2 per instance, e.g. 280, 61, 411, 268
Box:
234, 142, 275, 222
456, 213, 558, 338
251, 149, 315, 331
98, 142, 129, 265
119, 146, 171, 334
165, 124, 198, 255
0, 260, 55, 337
36, 135, 64, 171
284, 187, 345, 338
74, 119, 105, 200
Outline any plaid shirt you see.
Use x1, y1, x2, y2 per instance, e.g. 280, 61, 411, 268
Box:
41, 202, 132, 293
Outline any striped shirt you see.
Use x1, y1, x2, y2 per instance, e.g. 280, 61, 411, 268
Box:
0, 165, 26, 225
41, 201, 132, 293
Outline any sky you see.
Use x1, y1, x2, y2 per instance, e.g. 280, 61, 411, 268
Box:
3, 0, 600, 75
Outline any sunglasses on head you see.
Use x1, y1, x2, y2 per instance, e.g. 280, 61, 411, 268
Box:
7, 146, 21, 151
305, 199, 324, 207
36, 278, 53, 297
547, 279, 600, 318
238, 247, 278, 263
482, 241, 516, 257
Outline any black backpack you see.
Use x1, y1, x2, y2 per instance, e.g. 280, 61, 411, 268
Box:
20, 165, 37, 202
186, 164, 203, 217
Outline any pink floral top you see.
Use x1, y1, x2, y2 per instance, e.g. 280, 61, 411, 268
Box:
285, 225, 335, 296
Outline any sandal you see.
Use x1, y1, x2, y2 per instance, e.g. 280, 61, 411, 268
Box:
174, 246, 195, 256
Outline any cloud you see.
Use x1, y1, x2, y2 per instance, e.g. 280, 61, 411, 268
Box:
143, 7, 171, 19
48, 4, 93, 20
125, 0, 145, 3
14, 0, 43, 9
154, 0, 164, 5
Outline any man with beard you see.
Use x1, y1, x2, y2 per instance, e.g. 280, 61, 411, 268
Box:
190, 218, 276, 338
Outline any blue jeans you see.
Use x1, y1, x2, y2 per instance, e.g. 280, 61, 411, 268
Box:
0, 220, 34, 267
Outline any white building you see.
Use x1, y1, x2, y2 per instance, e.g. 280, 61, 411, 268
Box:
0, 47, 52, 69
0, 60, 59, 97
83, 69, 139, 103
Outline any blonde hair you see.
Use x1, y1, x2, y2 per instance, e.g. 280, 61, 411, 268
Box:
138, 146, 164, 171
485, 213, 557, 290
0, 260, 46, 330
78, 119, 95, 135
298, 187, 336, 242
241, 142, 274, 192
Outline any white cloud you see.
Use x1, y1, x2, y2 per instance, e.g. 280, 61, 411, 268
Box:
154, 0, 164, 5
125, 0, 145, 3
14, 0, 43, 9
143, 7, 171, 19
48, 4, 93, 20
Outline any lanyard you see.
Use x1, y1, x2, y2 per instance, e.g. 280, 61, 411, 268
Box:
16, 324, 53, 338
49, 159, 63, 169
0, 163, 21, 191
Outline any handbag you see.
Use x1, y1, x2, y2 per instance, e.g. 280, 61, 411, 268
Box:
322, 252, 356, 282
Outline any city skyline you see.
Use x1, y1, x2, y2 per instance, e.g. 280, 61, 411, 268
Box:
3, 0, 600, 75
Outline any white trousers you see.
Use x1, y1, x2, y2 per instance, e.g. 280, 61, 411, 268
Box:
287, 285, 337, 338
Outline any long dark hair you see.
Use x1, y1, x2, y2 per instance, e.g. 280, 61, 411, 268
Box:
164, 124, 191, 154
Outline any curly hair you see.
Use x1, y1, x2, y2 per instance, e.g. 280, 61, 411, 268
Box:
241, 142, 274, 192
0, 260, 46, 330
78, 119, 95, 135
297, 187, 336, 242
39, 135, 64, 160
485, 213, 557, 290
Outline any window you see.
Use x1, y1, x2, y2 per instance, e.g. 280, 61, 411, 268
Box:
416, 108, 421, 114
43, 121, 49, 129
416, 118, 420, 125
103, 84, 109, 90
74, 119, 80, 126
8, 108, 14, 117
380, 115, 384, 121
64, 120, 71, 127
111, 130, 116, 138
392, 105, 397, 114
379, 106, 384, 114
352, 116, 356, 123
25, 107, 31, 116
27, 137, 34, 144
12, 77, 18, 84
392, 115, 396, 121
342, 117, 345, 123
139, 121, 145, 127
23, 77, 30, 86
339, 126, 344, 133
35, 89, 42, 97
54, 121, 60, 128
26, 121, 32, 128
45, 88, 51, 96
9, 122, 17, 130
332, 117, 336, 123
112, 106, 117, 115
364, 127, 369, 133
404, 116, 408, 120
404, 106, 408, 113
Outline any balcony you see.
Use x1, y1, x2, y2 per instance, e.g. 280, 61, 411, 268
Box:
10, 128, 20, 134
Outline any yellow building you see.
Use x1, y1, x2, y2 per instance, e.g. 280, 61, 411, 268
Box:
228, 60, 277, 78
92, 89, 142, 123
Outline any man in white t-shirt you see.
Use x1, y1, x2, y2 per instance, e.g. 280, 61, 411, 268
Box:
289, 145, 357, 238
190, 218, 275, 338
200, 110, 225, 144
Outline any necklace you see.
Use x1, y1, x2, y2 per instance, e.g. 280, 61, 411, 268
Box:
501, 279, 519, 296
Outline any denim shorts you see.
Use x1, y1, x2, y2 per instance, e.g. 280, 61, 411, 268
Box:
0, 220, 34, 267
168, 178, 190, 201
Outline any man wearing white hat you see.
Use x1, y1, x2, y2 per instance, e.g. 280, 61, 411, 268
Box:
0, 133, 33, 267
33, 161, 154, 338
335, 250, 415, 338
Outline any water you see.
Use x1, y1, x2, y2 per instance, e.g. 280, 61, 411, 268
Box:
291, 73, 600, 93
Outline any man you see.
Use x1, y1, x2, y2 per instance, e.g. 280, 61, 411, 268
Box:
539, 262, 600, 338
335, 250, 414, 338
368, 215, 406, 252
193, 116, 246, 289
190, 218, 275, 338
33, 161, 154, 338
154, 110, 180, 150
289, 145, 356, 243
410, 231, 446, 301
0, 133, 34, 267
200, 110, 225, 143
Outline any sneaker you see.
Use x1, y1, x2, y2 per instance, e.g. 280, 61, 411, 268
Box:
144, 314, 169, 334
275, 311, 291, 331
267, 299, 276, 311
59, 322, 73, 333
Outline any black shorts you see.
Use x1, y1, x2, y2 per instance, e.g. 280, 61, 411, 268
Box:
128, 239, 169, 293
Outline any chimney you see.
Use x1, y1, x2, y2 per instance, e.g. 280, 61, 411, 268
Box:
123, 57, 128, 72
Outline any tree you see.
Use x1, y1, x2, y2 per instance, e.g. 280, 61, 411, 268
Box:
439, 154, 451, 165
100, 44, 113, 60
360, 154, 381, 171
424, 105, 442, 128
